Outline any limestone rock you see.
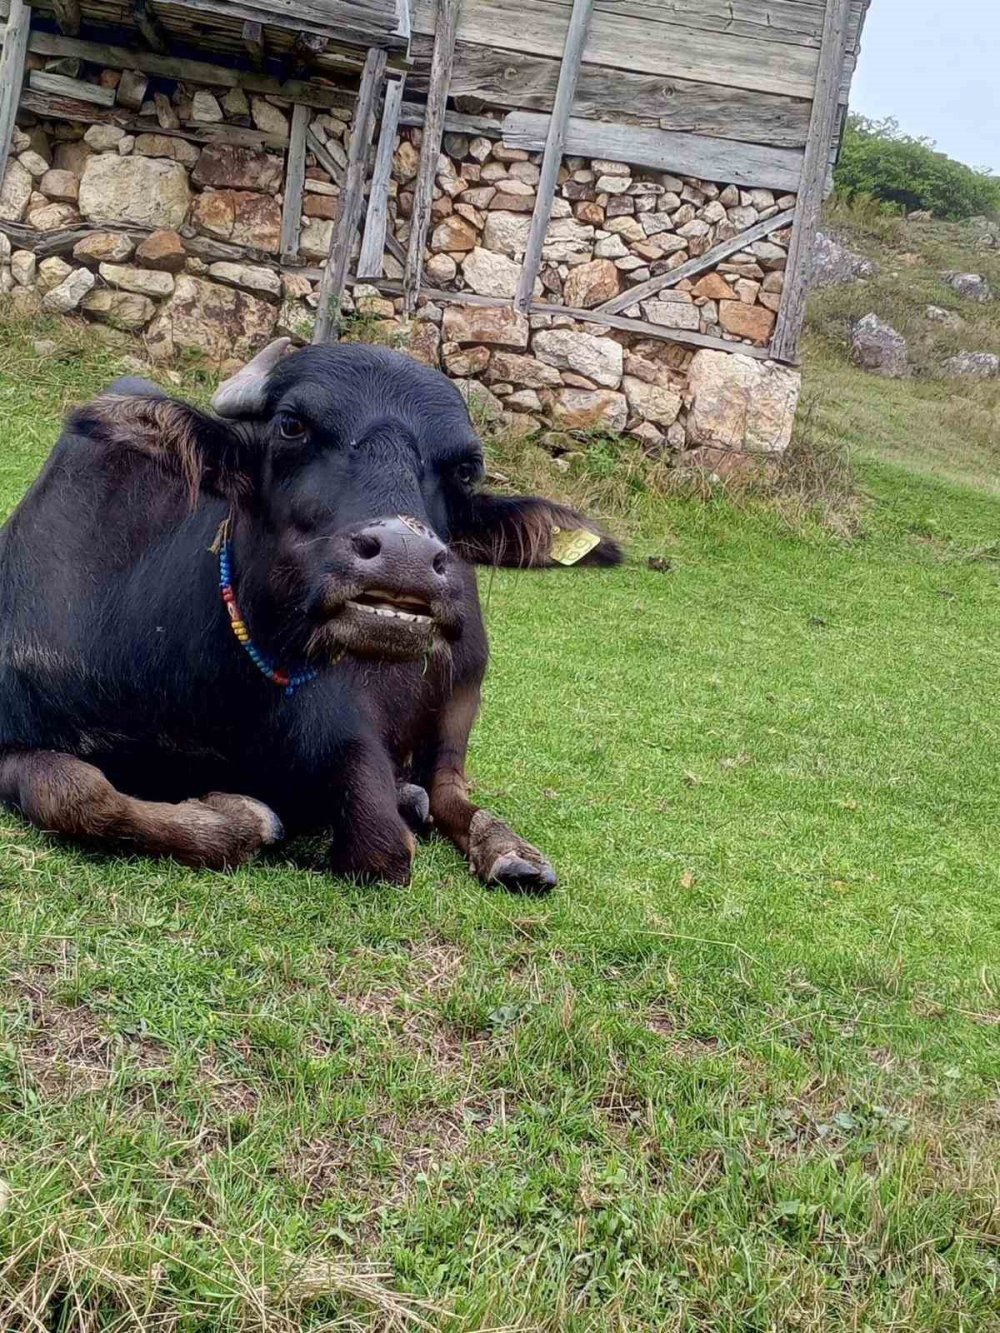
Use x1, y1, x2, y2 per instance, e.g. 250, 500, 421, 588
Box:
135, 229, 186, 272
461, 247, 522, 298
945, 272, 992, 303
11, 250, 36, 285
250, 98, 289, 138
116, 69, 149, 111
643, 298, 700, 331
622, 376, 682, 427
37, 256, 73, 293
38, 167, 79, 202
80, 288, 156, 330
441, 304, 529, 349
84, 125, 126, 150
443, 343, 490, 376
482, 210, 531, 256
692, 272, 734, 301
552, 388, 628, 433
940, 351, 999, 380
79, 154, 190, 229
718, 300, 775, 343
132, 134, 200, 167
192, 145, 284, 193
190, 189, 281, 253
0, 161, 32, 222
811, 232, 878, 288
53, 140, 92, 177
925, 304, 963, 329
430, 215, 477, 252
223, 87, 250, 119
74, 231, 135, 266
404, 319, 441, 368
99, 262, 175, 297
532, 329, 623, 389
687, 351, 801, 453
563, 258, 621, 309
393, 140, 420, 181
191, 90, 224, 123
207, 261, 281, 299
146, 274, 278, 362
42, 267, 96, 313
299, 218, 333, 260
425, 253, 457, 284
27, 202, 79, 231
850, 313, 908, 377
485, 352, 561, 389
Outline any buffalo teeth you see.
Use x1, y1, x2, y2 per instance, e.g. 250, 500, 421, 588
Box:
348, 599, 431, 625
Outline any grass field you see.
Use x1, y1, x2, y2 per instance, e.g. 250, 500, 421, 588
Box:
0, 216, 998, 1330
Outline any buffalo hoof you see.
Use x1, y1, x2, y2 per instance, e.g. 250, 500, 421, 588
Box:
467, 809, 557, 894
397, 782, 431, 832
202, 793, 284, 845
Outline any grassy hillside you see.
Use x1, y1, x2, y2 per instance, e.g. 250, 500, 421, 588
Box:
0, 229, 998, 1331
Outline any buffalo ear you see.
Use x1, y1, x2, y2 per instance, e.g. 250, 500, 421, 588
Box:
72, 394, 258, 503
451, 492, 623, 568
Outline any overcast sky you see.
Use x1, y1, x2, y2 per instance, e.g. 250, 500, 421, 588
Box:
849, 0, 999, 174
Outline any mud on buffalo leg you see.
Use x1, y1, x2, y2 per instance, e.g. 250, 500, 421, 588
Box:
327, 743, 417, 886
0, 750, 282, 869
425, 684, 557, 892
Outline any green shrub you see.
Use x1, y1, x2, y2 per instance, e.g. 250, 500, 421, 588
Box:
834, 115, 1000, 220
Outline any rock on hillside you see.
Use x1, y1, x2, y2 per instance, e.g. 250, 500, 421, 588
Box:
851, 313, 908, 377
812, 232, 879, 288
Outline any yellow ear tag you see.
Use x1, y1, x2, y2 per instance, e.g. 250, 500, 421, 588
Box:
550, 525, 601, 565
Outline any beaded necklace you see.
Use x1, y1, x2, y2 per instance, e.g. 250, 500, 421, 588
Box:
217, 526, 318, 698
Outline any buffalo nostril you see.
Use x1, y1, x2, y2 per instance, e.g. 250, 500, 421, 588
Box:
352, 532, 382, 560
432, 550, 447, 577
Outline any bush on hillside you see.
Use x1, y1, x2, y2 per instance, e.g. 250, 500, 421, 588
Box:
835, 116, 1000, 221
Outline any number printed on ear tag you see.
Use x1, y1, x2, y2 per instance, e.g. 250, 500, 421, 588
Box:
550, 525, 601, 565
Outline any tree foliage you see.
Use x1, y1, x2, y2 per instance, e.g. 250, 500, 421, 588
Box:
834, 116, 1000, 220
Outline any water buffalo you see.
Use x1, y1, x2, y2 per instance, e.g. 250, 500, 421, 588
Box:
0, 340, 620, 889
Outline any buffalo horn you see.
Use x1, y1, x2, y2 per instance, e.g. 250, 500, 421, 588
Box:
211, 338, 292, 417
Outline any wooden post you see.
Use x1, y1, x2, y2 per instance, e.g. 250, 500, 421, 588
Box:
513, 0, 593, 313
280, 103, 310, 261
314, 45, 388, 343
357, 75, 405, 279
401, 0, 459, 316
51, 0, 81, 35
0, 0, 31, 191
770, 0, 853, 363
242, 20, 265, 71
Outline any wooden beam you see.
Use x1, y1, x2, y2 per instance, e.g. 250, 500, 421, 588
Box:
242, 20, 265, 71
401, 0, 459, 316
398, 100, 501, 138
132, 0, 169, 54
771, 0, 853, 363
280, 103, 310, 261
5, 25, 357, 111
502, 111, 804, 194
27, 69, 116, 106
291, 29, 328, 76
51, 0, 80, 35
514, 0, 592, 313
594, 209, 796, 317
314, 45, 388, 343
358, 75, 405, 279
0, 0, 30, 192
531, 302, 774, 357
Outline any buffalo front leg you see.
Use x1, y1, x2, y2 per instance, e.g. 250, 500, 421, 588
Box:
425, 684, 557, 893
326, 742, 417, 886
0, 750, 282, 869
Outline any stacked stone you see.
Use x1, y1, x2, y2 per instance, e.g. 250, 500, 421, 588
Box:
389, 128, 795, 349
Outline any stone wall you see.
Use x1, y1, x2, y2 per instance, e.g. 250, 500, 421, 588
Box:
0, 57, 801, 458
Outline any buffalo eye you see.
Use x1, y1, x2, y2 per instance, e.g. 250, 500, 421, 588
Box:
453, 460, 480, 487
276, 412, 308, 441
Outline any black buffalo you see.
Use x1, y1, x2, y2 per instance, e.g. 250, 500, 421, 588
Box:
0, 340, 620, 889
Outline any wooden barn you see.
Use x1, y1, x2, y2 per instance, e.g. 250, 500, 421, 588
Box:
0, 0, 870, 450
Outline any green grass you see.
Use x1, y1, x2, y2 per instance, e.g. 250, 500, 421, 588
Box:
0, 285, 999, 1331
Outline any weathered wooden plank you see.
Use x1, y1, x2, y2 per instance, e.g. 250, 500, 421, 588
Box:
0, 0, 29, 193
305, 127, 345, 185
595, 209, 796, 316
314, 44, 388, 342
532, 301, 774, 356
408, 37, 814, 147
514, 0, 592, 313
18, 87, 290, 147
170, 0, 402, 49
242, 19, 265, 69
503, 111, 804, 192
358, 74, 404, 279
411, 0, 822, 98
280, 103, 310, 261
402, 0, 459, 317
28, 69, 117, 106
398, 100, 502, 137
132, 0, 169, 53
51, 0, 80, 34
8, 25, 358, 110
772, 0, 852, 362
